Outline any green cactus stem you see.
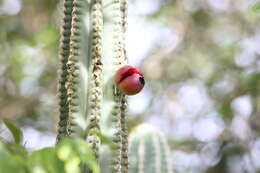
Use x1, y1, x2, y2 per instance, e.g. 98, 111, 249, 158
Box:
57, 0, 130, 172
120, 95, 128, 173
120, 1, 129, 172
128, 124, 172, 173
86, 0, 103, 160
66, 0, 91, 138
100, 0, 128, 172
57, 0, 74, 142
57, 0, 92, 142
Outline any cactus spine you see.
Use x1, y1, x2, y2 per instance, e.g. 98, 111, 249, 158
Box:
128, 124, 172, 173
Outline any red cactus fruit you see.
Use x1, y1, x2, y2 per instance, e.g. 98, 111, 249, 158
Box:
115, 66, 145, 95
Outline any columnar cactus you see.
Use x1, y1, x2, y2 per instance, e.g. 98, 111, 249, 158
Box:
128, 124, 173, 173
57, 0, 73, 142
101, 0, 129, 171
86, 0, 103, 160
56, 1, 169, 173
120, 95, 128, 173
57, 0, 91, 141
57, 0, 129, 172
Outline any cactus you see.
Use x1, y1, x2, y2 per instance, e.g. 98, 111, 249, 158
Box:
56, 1, 170, 173
57, 0, 91, 141
128, 124, 172, 173
57, 0, 129, 172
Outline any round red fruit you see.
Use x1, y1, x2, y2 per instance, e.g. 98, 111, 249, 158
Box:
115, 66, 145, 95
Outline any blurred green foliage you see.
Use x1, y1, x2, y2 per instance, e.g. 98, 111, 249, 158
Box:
0, 120, 99, 173
3, 119, 23, 144
0, 0, 60, 131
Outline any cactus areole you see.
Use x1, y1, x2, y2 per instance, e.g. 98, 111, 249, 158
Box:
115, 66, 145, 95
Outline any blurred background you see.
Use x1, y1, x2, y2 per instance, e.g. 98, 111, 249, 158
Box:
0, 0, 259, 172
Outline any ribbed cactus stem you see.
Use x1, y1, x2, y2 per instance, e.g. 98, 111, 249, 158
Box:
57, 0, 74, 142
57, 0, 91, 142
158, 132, 172, 173
120, 0, 128, 64
57, 0, 131, 172
110, 0, 128, 172
120, 95, 128, 173
86, 0, 103, 160
129, 124, 172, 173
120, 1, 128, 172
66, 0, 86, 136
111, 94, 123, 173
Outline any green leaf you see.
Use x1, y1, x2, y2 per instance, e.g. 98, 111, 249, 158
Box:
28, 147, 64, 173
3, 119, 23, 145
0, 143, 27, 173
6, 143, 27, 156
57, 138, 100, 173
95, 131, 115, 150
